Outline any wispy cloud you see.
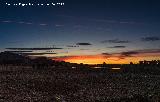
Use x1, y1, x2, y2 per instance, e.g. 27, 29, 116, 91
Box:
56, 15, 143, 25
133, 49, 160, 54
108, 46, 126, 48
1, 19, 48, 26
6, 47, 63, 50
39, 23, 48, 26
18, 21, 25, 24
141, 36, 160, 42
120, 51, 139, 57
102, 49, 160, 58
55, 24, 64, 27
93, 19, 143, 25
101, 39, 130, 43
1, 20, 12, 23
26, 22, 33, 25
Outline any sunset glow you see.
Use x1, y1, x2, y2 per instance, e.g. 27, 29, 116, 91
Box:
54, 53, 160, 64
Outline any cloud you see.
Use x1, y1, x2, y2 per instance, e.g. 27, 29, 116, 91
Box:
93, 19, 116, 23
66, 45, 79, 48
0, 19, 48, 26
56, 15, 74, 18
18, 21, 25, 24
135, 49, 160, 54
121, 51, 139, 57
101, 53, 112, 56
101, 39, 130, 43
93, 19, 143, 25
56, 15, 143, 25
26, 22, 33, 25
2, 20, 12, 23
76, 43, 92, 46
120, 49, 160, 57
22, 52, 57, 56
101, 51, 139, 59
6, 47, 63, 50
5, 51, 33, 53
39, 24, 47, 26
55, 24, 64, 27
46, 50, 55, 52
4, 50, 57, 56
141, 36, 160, 42
102, 49, 160, 58
108, 46, 126, 48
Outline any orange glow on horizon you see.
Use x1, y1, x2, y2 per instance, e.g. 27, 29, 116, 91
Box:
53, 54, 160, 64
55, 55, 106, 64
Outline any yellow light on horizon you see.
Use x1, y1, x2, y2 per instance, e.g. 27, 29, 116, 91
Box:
111, 68, 121, 70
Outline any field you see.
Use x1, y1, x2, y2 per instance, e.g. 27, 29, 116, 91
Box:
0, 66, 160, 102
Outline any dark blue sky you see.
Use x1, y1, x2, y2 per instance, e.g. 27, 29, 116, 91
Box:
0, 0, 160, 63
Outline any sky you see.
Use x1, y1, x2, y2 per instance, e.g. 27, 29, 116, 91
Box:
0, 0, 160, 64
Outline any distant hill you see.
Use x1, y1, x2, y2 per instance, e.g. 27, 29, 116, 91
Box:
0, 51, 30, 65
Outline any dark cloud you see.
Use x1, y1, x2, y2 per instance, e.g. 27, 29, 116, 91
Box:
76, 43, 92, 46
108, 46, 126, 48
121, 51, 139, 57
4, 50, 57, 56
120, 49, 160, 57
102, 49, 160, 59
5, 51, 33, 53
66, 45, 79, 48
101, 39, 130, 43
22, 52, 57, 56
135, 49, 160, 54
46, 50, 55, 52
6, 47, 63, 50
101, 53, 112, 56
141, 36, 160, 42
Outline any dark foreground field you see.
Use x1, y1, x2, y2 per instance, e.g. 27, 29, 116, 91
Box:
0, 66, 160, 102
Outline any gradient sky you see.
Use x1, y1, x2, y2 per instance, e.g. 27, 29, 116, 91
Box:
0, 0, 160, 64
